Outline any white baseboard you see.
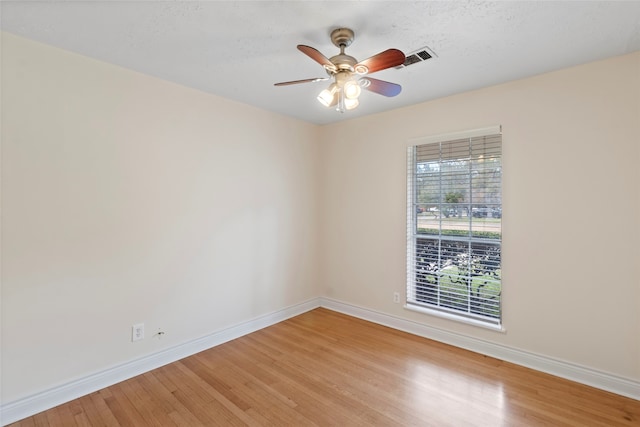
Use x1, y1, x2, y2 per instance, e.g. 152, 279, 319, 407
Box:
0, 298, 321, 426
319, 297, 640, 401
4, 296, 638, 425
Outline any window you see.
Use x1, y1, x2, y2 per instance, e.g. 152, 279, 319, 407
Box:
406, 127, 502, 328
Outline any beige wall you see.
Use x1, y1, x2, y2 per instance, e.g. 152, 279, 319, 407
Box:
2, 30, 639, 405
1, 33, 321, 402
319, 51, 640, 381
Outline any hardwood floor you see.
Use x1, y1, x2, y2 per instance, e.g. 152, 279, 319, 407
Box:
9, 308, 640, 426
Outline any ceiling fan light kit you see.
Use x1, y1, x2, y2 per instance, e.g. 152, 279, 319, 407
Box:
274, 28, 406, 113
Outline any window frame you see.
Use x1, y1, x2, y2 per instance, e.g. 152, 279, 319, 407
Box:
405, 126, 503, 330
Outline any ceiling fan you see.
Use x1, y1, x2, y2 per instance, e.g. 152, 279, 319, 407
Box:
274, 28, 406, 113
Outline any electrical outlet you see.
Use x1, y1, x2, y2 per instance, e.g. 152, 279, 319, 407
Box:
393, 292, 400, 304
132, 323, 144, 342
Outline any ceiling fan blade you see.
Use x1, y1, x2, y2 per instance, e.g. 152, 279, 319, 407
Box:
297, 45, 337, 72
355, 49, 405, 74
274, 77, 329, 86
360, 77, 402, 97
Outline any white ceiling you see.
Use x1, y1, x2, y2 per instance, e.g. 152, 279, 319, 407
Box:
2, 1, 639, 125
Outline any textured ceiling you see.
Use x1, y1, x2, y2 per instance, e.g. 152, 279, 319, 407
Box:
2, 1, 640, 125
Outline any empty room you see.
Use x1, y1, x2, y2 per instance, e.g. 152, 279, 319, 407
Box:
1, 1, 639, 426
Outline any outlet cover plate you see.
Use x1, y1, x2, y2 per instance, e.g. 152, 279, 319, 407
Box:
132, 323, 144, 342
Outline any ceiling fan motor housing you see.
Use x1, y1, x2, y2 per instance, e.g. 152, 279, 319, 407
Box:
329, 54, 358, 72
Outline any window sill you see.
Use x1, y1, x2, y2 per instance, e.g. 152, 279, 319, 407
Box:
404, 304, 506, 333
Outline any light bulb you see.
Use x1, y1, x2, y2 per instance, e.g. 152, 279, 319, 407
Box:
317, 83, 338, 107
343, 80, 361, 100
344, 97, 359, 110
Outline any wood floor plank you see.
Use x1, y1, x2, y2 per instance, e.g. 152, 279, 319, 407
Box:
137, 372, 204, 426
100, 384, 149, 426
164, 361, 259, 426
30, 412, 50, 427
43, 405, 70, 427
8, 308, 640, 426
218, 337, 372, 425
82, 391, 121, 426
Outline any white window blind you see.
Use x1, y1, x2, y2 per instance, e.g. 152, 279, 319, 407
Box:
406, 127, 502, 327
